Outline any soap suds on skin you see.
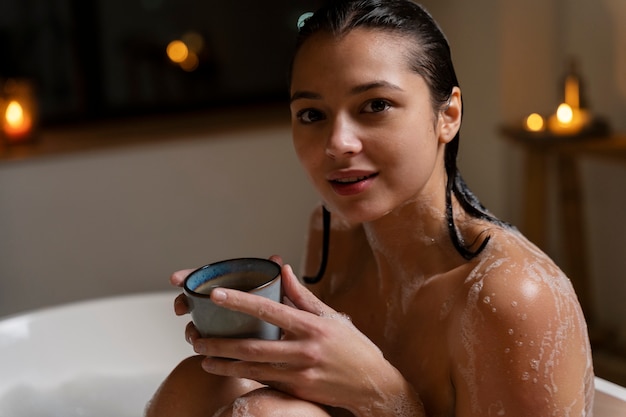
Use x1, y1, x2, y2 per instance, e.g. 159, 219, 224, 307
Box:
456, 230, 593, 415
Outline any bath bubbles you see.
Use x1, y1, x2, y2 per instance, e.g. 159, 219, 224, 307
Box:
232, 397, 252, 417
320, 311, 352, 324
481, 294, 498, 313
530, 359, 540, 371
487, 401, 506, 416
369, 391, 423, 417
391, 393, 423, 417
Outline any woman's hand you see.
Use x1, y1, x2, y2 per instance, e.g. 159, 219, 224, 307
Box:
188, 263, 423, 416
170, 269, 195, 316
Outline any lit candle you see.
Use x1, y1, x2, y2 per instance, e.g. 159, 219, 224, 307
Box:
547, 103, 589, 135
2, 100, 33, 141
0, 79, 37, 144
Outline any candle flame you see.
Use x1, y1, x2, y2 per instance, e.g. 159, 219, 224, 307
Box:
5, 100, 25, 128
556, 103, 574, 125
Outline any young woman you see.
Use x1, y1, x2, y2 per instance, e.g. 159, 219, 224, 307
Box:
146, 1, 594, 416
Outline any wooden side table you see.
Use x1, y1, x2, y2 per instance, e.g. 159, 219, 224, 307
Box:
500, 127, 626, 324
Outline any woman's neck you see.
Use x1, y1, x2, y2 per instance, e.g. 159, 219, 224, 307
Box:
361, 196, 466, 285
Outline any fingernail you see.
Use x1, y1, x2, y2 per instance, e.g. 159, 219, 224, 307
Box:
193, 341, 204, 354
211, 288, 227, 302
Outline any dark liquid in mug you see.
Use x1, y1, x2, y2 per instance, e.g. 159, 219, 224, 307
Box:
194, 271, 275, 295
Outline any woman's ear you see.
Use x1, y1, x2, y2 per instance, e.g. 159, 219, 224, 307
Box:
438, 86, 462, 144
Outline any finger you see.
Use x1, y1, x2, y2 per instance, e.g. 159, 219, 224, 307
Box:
174, 293, 189, 316
170, 268, 195, 287
193, 336, 287, 363
210, 286, 316, 335
185, 321, 201, 345
281, 264, 336, 316
200, 352, 292, 385
268, 254, 284, 266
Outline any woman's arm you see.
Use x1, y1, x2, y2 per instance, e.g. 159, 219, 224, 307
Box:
451, 256, 594, 417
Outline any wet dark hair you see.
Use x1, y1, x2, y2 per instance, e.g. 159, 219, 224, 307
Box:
293, 0, 510, 283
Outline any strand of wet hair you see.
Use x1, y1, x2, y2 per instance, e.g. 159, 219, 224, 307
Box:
303, 206, 331, 284
446, 170, 515, 260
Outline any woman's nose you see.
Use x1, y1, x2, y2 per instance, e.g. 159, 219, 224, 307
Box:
325, 117, 362, 159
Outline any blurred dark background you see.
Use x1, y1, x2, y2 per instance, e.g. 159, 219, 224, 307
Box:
0, 0, 323, 126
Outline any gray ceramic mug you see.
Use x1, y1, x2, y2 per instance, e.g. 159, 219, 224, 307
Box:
183, 258, 282, 340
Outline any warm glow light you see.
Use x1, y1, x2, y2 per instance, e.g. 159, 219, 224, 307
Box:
556, 103, 574, 124
548, 102, 589, 135
0, 79, 37, 143
179, 52, 199, 72
182, 31, 204, 53
524, 113, 545, 132
5, 101, 25, 128
166, 40, 189, 63
2, 98, 33, 140
564, 76, 580, 109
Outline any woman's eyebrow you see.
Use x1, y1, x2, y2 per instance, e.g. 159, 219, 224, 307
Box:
350, 80, 404, 95
290, 91, 322, 103
291, 80, 404, 103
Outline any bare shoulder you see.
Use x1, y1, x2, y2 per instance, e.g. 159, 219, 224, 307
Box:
465, 227, 582, 320
450, 227, 594, 417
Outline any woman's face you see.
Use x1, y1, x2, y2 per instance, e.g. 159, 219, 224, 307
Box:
290, 28, 460, 224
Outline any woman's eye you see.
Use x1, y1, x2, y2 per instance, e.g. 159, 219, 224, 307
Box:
363, 99, 391, 113
296, 109, 325, 124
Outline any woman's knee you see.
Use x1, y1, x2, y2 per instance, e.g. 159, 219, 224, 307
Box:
145, 355, 264, 417
214, 387, 331, 417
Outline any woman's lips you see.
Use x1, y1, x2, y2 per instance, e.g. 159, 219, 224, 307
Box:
328, 172, 378, 196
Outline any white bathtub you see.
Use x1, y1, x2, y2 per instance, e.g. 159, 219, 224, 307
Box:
0, 291, 190, 417
1, 292, 625, 416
